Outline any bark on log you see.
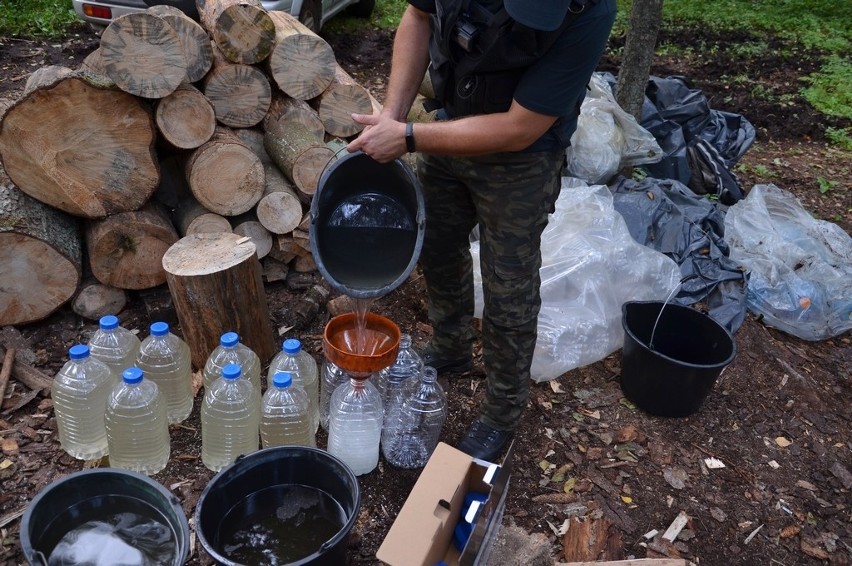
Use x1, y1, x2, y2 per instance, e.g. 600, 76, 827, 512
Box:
230, 212, 273, 259
186, 126, 265, 215
313, 64, 374, 137
264, 124, 332, 198
266, 11, 335, 100
268, 233, 301, 264
146, 5, 213, 83
173, 197, 232, 236
155, 83, 216, 149
78, 48, 107, 77
263, 93, 325, 141
23, 65, 73, 96
197, 0, 275, 65
203, 44, 272, 128
0, 345, 52, 396
0, 74, 159, 218
292, 252, 317, 273
100, 12, 187, 98
86, 202, 179, 290
0, 184, 81, 326
262, 256, 289, 283
255, 165, 303, 234
162, 232, 276, 368
71, 278, 128, 321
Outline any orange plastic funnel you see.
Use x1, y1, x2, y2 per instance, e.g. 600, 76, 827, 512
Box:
323, 313, 401, 378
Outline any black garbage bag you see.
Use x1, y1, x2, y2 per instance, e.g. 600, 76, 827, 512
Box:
609, 176, 748, 333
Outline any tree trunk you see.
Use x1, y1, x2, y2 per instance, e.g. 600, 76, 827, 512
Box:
71, 278, 127, 321
173, 196, 232, 236
162, 231, 276, 368
155, 83, 216, 149
196, 0, 275, 65
0, 184, 82, 326
86, 202, 179, 290
230, 212, 273, 259
313, 64, 375, 137
264, 123, 332, 198
146, 4, 213, 83
203, 44, 272, 128
615, 0, 664, 121
263, 92, 325, 142
0, 74, 159, 218
266, 11, 335, 100
186, 126, 265, 215
100, 12, 187, 98
255, 166, 304, 234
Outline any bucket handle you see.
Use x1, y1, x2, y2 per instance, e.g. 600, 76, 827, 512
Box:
33, 550, 48, 566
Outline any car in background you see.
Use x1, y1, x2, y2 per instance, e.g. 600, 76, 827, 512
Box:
73, 0, 374, 33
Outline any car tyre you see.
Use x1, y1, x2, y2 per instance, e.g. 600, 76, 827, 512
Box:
299, 0, 322, 33
347, 0, 375, 18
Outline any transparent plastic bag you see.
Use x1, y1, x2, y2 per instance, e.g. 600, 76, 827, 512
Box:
471, 179, 682, 382
725, 184, 852, 340
565, 73, 663, 184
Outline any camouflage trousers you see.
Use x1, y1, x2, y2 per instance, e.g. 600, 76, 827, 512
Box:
416, 149, 564, 430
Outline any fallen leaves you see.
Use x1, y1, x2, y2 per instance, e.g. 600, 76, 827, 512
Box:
775, 436, 793, 447
663, 467, 689, 490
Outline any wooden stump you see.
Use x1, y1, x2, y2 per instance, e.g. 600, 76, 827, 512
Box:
146, 5, 213, 83
162, 232, 276, 368
86, 202, 179, 290
186, 126, 265, 216
267, 11, 335, 100
0, 184, 82, 326
203, 45, 272, 128
264, 123, 332, 198
313, 64, 374, 137
72, 278, 127, 321
173, 197, 232, 236
197, 0, 275, 65
100, 12, 187, 98
155, 83, 216, 149
255, 165, 304, 234
0, 74, 159, 218
230, 212, 273, 259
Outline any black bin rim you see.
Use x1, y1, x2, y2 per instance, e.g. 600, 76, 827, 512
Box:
194, 445, 362, 566
20, 467, 191, 565
309, 150, 425, 299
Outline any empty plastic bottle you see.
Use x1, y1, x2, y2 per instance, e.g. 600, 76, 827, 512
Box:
136, 322, 193, 424
88, 315, 141, 383
319, 359, 347, 431
201, 363, 260, 472
51, 344, 113, 460
268, 338, 319, 434
203, 332, 261, 392
381, 366, 447, 469
327, 376, 383, 475
260, 371, 315, 448
375, 334, 422, 430
104, 367, 170, 475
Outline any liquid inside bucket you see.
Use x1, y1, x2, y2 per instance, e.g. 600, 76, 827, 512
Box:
620, 301, 736, 417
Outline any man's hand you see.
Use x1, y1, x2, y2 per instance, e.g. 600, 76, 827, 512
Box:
346, 112, 407, 163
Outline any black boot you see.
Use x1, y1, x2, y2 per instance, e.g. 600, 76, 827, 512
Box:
457, 419, 514, 462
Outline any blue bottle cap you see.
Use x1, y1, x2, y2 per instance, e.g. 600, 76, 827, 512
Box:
122, 367, 143, 384
69, 344, 89, 360
222, 363, 241, 380
283, 338, 301, 354
150, 322, 169, 336
99, 315, 118, 330
220, 332, 239, 348
273, 371, 293, 388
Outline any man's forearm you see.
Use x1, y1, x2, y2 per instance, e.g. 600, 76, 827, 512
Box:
382, 6, 432, 122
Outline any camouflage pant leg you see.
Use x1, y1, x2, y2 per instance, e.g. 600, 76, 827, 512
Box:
418, 150, 564, 429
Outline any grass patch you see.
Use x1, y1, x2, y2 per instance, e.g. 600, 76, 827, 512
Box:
802, 55, 852, 119
825, 127, 852, 151
0, 0, 80, 38
326, 0, 408, 32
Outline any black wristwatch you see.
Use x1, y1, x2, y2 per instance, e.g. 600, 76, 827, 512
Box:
405, 122, 416, 153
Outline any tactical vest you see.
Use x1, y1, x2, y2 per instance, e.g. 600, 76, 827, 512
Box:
428, 0, 597, 119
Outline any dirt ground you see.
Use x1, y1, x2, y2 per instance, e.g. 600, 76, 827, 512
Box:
0, 18, 850, 566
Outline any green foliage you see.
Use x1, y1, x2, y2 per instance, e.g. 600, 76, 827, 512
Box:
326, 0, 407, 32
802, 56, 852, 119
825, 127, 852, 151
817, 176, 839, 195
0, 0, 80, 38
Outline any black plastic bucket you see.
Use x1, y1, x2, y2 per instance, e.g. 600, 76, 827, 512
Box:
620, 301, 736, 417
20, 468, 190, 565
310, 151, 425, 299
195, 446, 361, 565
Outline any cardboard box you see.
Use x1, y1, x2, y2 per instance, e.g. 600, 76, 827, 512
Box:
377, 441, 512, 566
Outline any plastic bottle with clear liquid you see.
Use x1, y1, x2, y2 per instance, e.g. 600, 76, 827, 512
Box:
203, 331, 261, 392
136, 322, 193, 424
381, 366, 447, 469
104, 367, 170, 475
319, 359, 348, 431
88, 314, 141, 384
51, 344, 114, 460
201, 363, 260, 472
375, 334, 422, 430
327, 376, 383, 475
260, 371, 315, 448
268, 338, 319, 434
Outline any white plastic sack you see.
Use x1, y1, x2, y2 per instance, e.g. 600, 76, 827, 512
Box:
471, 179, 682, 382
725, 184, 852, 340
565, 73, 663, 184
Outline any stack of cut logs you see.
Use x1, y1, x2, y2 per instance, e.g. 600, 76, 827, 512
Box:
0, 0, 381, 327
